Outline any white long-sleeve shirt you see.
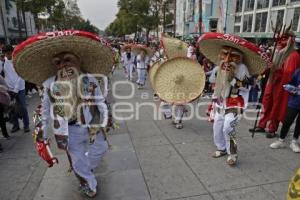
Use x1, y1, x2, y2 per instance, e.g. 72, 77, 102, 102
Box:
136, 55, 149, 69
0, 59, 25, 92
121, 52, 135, 68
41, 74, 108, 139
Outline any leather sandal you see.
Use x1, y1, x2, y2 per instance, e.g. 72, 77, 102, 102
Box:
226, 155, 237, 166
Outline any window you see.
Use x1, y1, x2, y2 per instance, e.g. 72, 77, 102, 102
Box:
235, 16, 241, 23
255, 12, 268, 32
236, 0, 243, 12
245, 0, 255, 11
257, 0, 269, 9
269, 10, 285, 31
243, 14, 253, 32
272, 0, 286, 6
292, 7, 300, 31
276, 10, 284, 28
234, 26, 241, 33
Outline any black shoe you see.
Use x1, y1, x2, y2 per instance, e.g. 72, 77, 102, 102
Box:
11, 126, 20, 133
4, 136, 10, 140
0, 144, 3, 153
266, 132, 277, 139
24, 127, 30, 133
249, 127, 265, 133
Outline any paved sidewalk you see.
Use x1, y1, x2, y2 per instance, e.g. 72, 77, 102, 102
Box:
17, 69, 300, 200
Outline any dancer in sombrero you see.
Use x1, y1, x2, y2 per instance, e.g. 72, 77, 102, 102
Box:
153, 57, 205, 129
198, 33, 270, 166
13, 30, 113, 197
121, 45, 136, 81
132, 45, 153, 89
158, 36, 194, 128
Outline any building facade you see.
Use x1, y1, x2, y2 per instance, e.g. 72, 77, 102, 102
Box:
0, 0, 37, 44
175, 0, 222, 38
230, 0, 300, 38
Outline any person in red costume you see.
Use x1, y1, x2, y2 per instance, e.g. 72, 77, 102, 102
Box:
250, 28, 296, 138
272, 37, 300, 124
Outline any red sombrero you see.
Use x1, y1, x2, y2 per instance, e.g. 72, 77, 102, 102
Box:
13, 30, 114, 86
197, 32, 271, 75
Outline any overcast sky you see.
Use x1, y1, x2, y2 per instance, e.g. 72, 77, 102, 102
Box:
77, 0, 119, 30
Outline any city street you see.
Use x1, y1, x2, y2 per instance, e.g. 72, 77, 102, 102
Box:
0, 69, 299, 200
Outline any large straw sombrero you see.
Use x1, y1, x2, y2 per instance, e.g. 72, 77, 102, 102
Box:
153, 57, 205, 104
149, 59, 164, 89
13, 30, 113, 86
131, 44, 154, 56
121, 44, 133, 53
161, 35, 188, 59
197, 32, 271, 75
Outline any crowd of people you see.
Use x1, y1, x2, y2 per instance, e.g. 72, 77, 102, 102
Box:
0, 44, 33, 152
0, 28, 299, 198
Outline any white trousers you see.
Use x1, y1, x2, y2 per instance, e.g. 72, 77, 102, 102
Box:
137, 68, 146, 85
160, 102, 172, 119
126, 64, 134, 80
213, 110, 240, 155
174, 105, 185, 123
68, 125, 108, 192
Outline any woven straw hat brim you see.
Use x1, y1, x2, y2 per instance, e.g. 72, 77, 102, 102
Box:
154, 57, 205, 104
121, 44, 133, 52
161, 37, 188, 59
199, 38, 268, 75
14, 36, 113, 86
149, 59, 164, 90
131, 45, 154, 56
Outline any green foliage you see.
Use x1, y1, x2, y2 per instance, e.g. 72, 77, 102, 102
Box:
105, 0, 166, 39
11, 0, 101, 34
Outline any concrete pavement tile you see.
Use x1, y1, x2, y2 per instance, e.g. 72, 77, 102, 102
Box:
237, 139, 295, 184
155, 119, 214, 144
175, 142, 255, 192
107, 133, 135, 151
16, 160, 48, 200
127, 121, 170, 147
135, 145, 207, 200
33, 176, 83, 200
262, 182, 289, 200
238, 152, 293, 184
98, 169, 150, 200
240, 136, 300, 171
97, 147, 139, 176
158, 124, 205, 144
0, 158, 41, 200
108, 120, 128, 134
212, 186, 275, 200
174, 194, 213, 200
43, 155, 73, 178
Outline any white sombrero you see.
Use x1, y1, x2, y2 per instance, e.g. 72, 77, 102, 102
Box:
161, 35, 188, 59
13, 30, 114, 86
197, 32, 271, 75
153, 57, 205, 104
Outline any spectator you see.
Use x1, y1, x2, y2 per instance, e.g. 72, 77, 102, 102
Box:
270, 68, 300, 152
0, 75, 10, 139
248, 76, 260, 103
1, 45, 30, 133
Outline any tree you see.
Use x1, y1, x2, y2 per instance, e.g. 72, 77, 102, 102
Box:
106, 0, 172, 42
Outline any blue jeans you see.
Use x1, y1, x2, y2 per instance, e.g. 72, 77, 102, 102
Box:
13, 89, 29, 128
248, 86, 259, 103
